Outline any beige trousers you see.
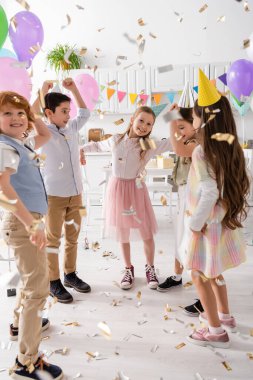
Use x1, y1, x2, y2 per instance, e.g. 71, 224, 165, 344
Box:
46, 194, 82, 281
2, 212, 49, 365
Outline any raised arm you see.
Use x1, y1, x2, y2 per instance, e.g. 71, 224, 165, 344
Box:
30, 117, 51, 150
62, 78, 87, 109
81, 135, 117, 153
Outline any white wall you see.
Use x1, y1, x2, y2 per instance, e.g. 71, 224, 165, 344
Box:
2, 0, 253, 141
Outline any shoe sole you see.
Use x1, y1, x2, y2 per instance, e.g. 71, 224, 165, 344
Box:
187, 335, 230, 348
10, 371, 64, 380
10, 320, 51, 341
148, 283, 159, 289
50, 292, 73, 303
156, 284, 182, 292
120, 284, 133, 290
199, 314, 237, 333
64, 282, 91, 293
183, 310, 200, 317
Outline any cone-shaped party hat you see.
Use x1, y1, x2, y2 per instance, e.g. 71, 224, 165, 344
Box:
198, 69, 221, 106
178, 81, 195, 108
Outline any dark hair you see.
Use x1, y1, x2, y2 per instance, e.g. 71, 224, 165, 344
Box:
0, 91, 35, 133
178, 107, 193, 123
193, 96, 250, 229
44, 92, 71, 113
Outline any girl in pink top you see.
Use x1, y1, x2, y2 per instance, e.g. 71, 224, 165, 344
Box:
82, 106, 172, 290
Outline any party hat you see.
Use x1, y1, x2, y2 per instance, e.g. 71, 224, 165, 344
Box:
178, 81, 195, 108
151, 103, 168, 117
198, 69, 221, 106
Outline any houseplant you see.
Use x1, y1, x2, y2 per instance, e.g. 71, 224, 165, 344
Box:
46, 43, 82, 73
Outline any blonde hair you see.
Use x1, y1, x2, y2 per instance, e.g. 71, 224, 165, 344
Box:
0, 91, 34, 133
117, 106, 156, 158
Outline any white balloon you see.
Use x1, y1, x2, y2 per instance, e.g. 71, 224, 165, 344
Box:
246, 32, 253, 62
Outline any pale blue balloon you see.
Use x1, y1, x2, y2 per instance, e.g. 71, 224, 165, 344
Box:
0, 48, 17, 59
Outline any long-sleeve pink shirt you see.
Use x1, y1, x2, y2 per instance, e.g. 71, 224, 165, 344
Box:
82, 134, 172, 179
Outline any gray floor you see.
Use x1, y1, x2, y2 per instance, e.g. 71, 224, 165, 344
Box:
0, 205, 253, 380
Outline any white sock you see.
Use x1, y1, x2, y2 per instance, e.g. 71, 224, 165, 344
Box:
208, 325, 225, 335
173, 274, 182, 281
218, 312, 231, 320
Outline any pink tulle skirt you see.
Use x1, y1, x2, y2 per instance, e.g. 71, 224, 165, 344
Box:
105, 177, 158, 243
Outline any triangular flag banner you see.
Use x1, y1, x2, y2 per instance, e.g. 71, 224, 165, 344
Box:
139, 94, 149, 105
218, 73, 227, 86
107, 88, 115, 100
198, 69, 221, 106
100, 85, 105, 92
231, 95, 250, 116
151, 103, 168, 117
193, 86, 198, 94
129, 93, 138, 104
166, 92, 175, 104
178, 81, 195, 108
117, 90, 126, 103
153, 93, 162, 105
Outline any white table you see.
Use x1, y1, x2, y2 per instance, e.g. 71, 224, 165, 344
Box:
100, 166, 174, 238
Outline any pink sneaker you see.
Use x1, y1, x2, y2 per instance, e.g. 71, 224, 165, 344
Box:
145, 265, 159, 289
199, 312, 237, 333
121, 266, 134, 290
187, 327, 230, 348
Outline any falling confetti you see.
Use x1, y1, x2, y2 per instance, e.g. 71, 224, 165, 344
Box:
92, 241, 100, 251
138, 18, 146, 26
139, 138, 157, 150
174, 132, 183, 141
183, 281, 193, 288
76, 4, 84, 10
157, 64, 173, 73
160, 195, 167, 206
217, 15, 226, 22
114, 118, 124, 125
107, 80, 118, 86
247, 353, 253, 360
29, 43, 41, 55
243, 39, 250, 49
211, 133, 235, 145
79, 207, 87, 217
97, 27, 105, 32
54, 347, 69, 355
61, 14, 71, 29
244, 1, 250, 11
116, 55, 128, 65
149, 32, 157, 38
151, 344, 159, 353
15, 0, 30, 10
58, 162, 64, 170
222, 361, 232, 371
97, 321, 112, 339
62, 321, 80, 327
199, 4, 208, 13
175, 342, 186, 349
174, 10, 184, 22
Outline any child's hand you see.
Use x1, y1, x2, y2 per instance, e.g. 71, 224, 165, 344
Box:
30, 229, 47, 250
169, 103, 179, 111
42, 81, 53, 95
62, 78, 77, 91
80, 148, 86, 165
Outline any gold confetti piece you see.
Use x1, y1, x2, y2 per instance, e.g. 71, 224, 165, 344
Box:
62, 321, 80, 326
137, 291, 142, 300
137, 319, 148, 325
29, 44, 41, 55
138, 18, 146, 26
175, 342, 186, 349
58, 162, 64, 170
211, 133, 235, 145
114, 118, 124, 125
138, 38, 146, 55
183, 281, 193, 288
174, 132, 183, 141
13, 95, 21, 103
247, 352, 253, 360
138, 61, 145, 69
107, 80, 118, 86
160, 195, 167, 206
54, 347, 69, 355
61, 14, 71, 29
10, 17, 17, 33
243, 39, 250, 49
79, 47, 87, 56
76, 4, 84, 10
116, 55, 128, 65
163, 315, 169, 320
41, 336, 50, 341
92, 241, 100, 251
149, 32, 157, 38
158, 64, 173, 73
86, 351, 98, 359
139, 138, 157, 150
199, 4, 208, 12
0, 193, 18, 212
222, 361, 232, 371
244, 1, 250, 11
15, 0, 30, 10
111, 299, 122, 307
151, 344, 159, 353
165, 304, 172, 312
250, 328, 253, 336
79, 206, 87, 217
97, 27, 105, 32
217, 15, 226, 22
97, 321, 112, 339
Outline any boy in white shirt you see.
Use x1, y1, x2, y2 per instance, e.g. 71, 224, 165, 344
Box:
33, 78, 91, 303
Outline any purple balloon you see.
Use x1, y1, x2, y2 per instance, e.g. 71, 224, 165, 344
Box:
227, 59, 253, 100
9, 11, 44, 68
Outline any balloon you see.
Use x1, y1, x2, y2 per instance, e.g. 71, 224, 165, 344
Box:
231, 96, 250, 116
73, 74, 99, 111
9, 11, 44, 68
246, 32, 253, 62
0, 57, 32, 99
250, 94, 253, 113
227, 59, 253, 100
0, 5, 8, 49
0, 48, 17, 59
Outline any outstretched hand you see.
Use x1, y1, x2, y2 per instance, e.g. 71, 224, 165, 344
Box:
62, 78, 77, 92
169, 103, 179, 112
41, 81, 54, 95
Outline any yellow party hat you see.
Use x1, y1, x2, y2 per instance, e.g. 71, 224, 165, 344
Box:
198, 69, 221, 106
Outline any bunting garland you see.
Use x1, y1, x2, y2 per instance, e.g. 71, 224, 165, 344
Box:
129, 93, 138, 104
117, 90, 126, 103
107, 88, 115, 100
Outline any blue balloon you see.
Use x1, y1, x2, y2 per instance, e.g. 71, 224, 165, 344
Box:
0, 48, 17, 59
